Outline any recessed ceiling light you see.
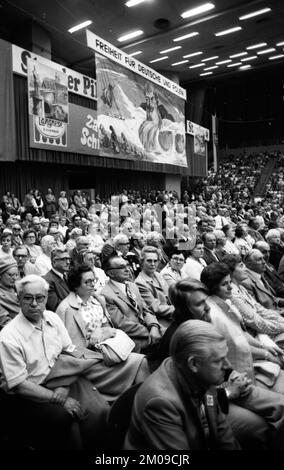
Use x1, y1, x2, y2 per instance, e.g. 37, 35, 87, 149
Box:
173, 32, 199, 42
239, 65, 251, 71
202, 56, 219, 62
129, 50, 142, 57
230, 52, 248, 58
171, 60, 189, 66
246, 42, 267, 50
160, 46, 181, 54
204, 65, 218, 70
239, 7, 271, 20
257, 48, 276, 55
118, 30, 143, 42
276, 41, 284, 46
183, 51, 203, 58
189, 63, 205, 68
68, 20, 92, 33
200, 71, 213, 76
215, 26, 242, 36
269, 54, 284, 60
149, 56, 168, 63
227, 62, 242, 67
125, 0, 145, 7
216, 59, 232, 65
241, 55, 257, 61
181, 3, 215, 19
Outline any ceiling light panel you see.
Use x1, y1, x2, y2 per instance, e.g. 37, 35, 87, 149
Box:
171, 60, 189, 66
183, 51, 203, 58
118, 30, 143, 42
239, 8, 271, 20
216, 59, 232, 65
202, 56, 219, 62
173, 32, 199, 42
149, 56, 168, 63
229, 52, 247, 58
181, 3, 215, 19
246, 42, 267, 50
189, 63, 205, 68
160, 46, 181, 54
125, 0, 145, 7
200, 72, 213, 76
68, 20, 92, 33
241, 56, 257, 61
227, 62, 242, 67
257, 48, 276, 54
215, 26, 242, 36
269, 54, 284, 60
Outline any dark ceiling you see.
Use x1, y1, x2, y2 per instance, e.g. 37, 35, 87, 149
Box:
1, 0, 284, 87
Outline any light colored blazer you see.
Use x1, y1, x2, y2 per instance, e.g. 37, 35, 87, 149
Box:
124, 357, 239, 450
135, 271, 174, 326
241, 269, 277, 310
56, 292, 113, 349
102, 280, 159, 352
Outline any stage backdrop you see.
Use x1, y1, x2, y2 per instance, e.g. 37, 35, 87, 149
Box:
96, 53, 187, 167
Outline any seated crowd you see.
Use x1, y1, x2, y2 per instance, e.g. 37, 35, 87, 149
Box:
2, 151, 284, 449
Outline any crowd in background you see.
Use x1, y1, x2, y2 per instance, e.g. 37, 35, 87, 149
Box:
2, 150, 284, 450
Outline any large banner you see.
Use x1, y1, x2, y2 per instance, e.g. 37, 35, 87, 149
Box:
96, 54, 187, 167
86, 30, 186, 100
186, 120, 209, 157
29, 103, 98, 153
27, 58, 69, 123
12, 44, 97, 101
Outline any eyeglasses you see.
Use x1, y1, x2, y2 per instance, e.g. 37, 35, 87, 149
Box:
22, 295, 46, 304
14, 254, 28, 258
109, 264, 129, 270
54, 257, 70, 262
171, 257, 185, 262
84, 279, 96, 286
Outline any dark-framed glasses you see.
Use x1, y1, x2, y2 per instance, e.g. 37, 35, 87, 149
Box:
22, 295, 46, 304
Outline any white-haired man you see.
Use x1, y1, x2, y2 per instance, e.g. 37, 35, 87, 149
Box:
124, 320, 240, 450
0, 275, 108, 449
33, 235, 57, 276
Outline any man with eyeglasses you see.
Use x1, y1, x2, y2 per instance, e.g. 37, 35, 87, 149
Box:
102, 254, 163, 353
0, 256, 20, 328
43, 248, 70, 311
0, 274, 109, 449
13, 246, 31, 279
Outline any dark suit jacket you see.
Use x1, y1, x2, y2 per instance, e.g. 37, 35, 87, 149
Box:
102, 280, 160, 352
43, 269, 70, 312
202, 247, 220, 265
241, 269, 278, 310
264, 263, 284, 298
124, 358, 239, 450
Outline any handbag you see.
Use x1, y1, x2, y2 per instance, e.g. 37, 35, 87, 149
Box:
95, 329, 135, 367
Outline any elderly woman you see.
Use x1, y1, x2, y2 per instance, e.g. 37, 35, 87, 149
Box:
23, 229, 42, 262
56, 264, 149, 402
181, 238, 207, 280
135, 246, 174, 328
77, 250, 108, 293
160, 250, 186, 287
145, 231, 169, 271
222, 224, 240, 255
222, 253, 284, 345
200, 262, 284, 393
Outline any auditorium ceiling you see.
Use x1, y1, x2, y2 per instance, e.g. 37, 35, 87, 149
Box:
0, 0, 284, 85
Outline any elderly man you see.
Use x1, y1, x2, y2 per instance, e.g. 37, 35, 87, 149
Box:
254, 241, 284, 298
202, 232, 219, 265
151, 280, 284, 449
43, 248, 70, 311
13, 245, 32, 279
242, 249, 284, 310
33, 235, 57, 276
69, 235, 90, 268
135, 246, 174, 328
102, 254, 163, 353
124, 320, 240, 450
113, 233, 140, 280
266, 228, 284, 270
0, 256, 20, 329
0, 275, 109, 449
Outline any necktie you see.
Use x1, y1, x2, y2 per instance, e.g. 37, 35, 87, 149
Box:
125, 283, 138, 310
